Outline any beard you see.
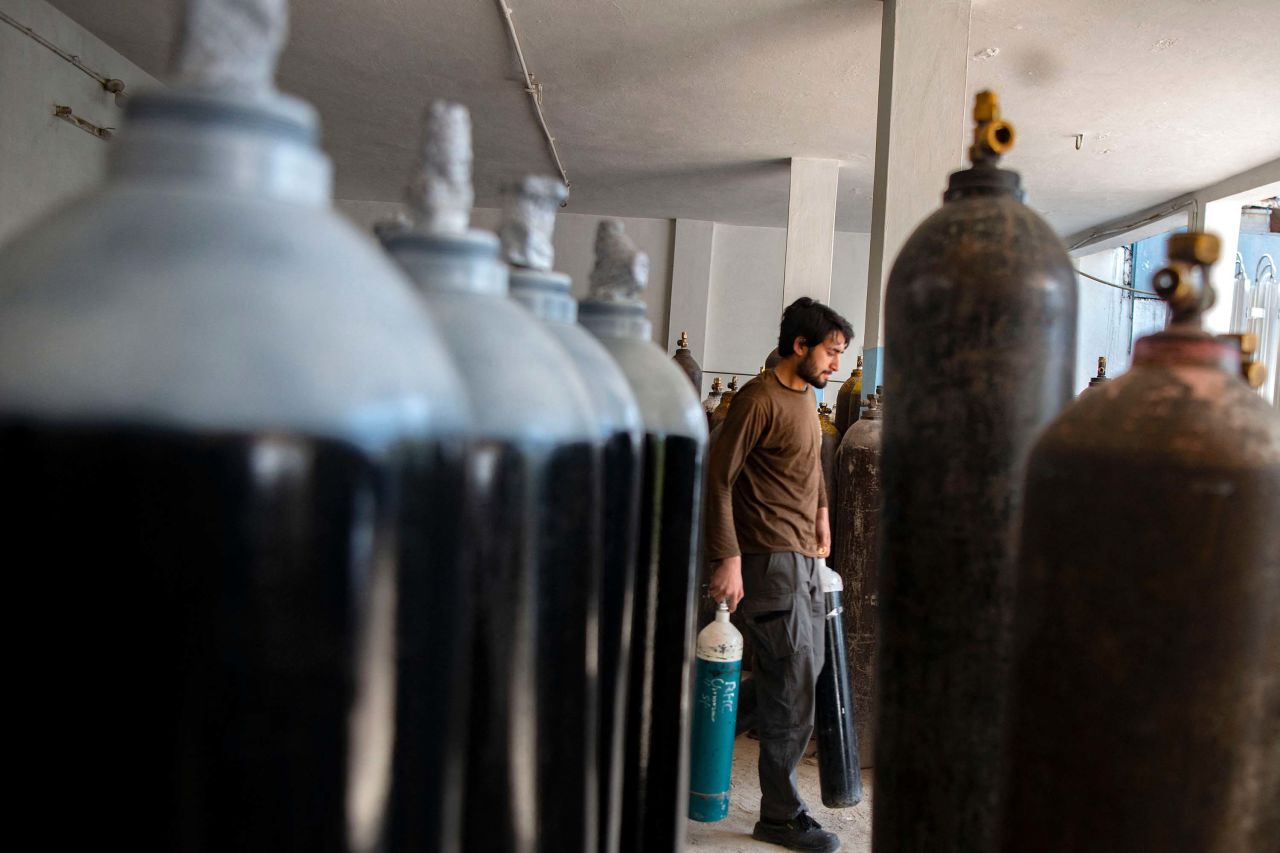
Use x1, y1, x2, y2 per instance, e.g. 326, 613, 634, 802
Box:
797, 352, 829, 388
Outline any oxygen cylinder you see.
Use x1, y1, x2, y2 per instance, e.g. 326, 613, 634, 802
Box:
1002, 232, 1280, 852
834, 354, 864, 436
833, 393, 882, 764
500, 177, 645, 853
877, 90, 1077, 852
1082, 355, 1109, 393
818, 402, 840, 508
702, 377, 724, 427
688, 601, 744, 822
815, 560, 863, 808
818, 402, 840, 572
381, 107, 604, 853
709, 376, 738, 432
579, 220, 708, 853
673, 331, 704, 392
0, 2, 473, 850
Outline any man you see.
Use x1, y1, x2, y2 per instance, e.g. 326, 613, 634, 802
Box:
706, 297, 852, 852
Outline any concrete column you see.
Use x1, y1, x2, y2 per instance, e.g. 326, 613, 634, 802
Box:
782, 157, 841, 308
666, 218, 716, 393
863, 0, 973, 390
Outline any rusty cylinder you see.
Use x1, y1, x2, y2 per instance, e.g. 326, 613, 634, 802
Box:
834, 355, 864, 436
1002, 232, 1280, 853
673, 331, 703, 393
832, 393, 882, 768
875, 90, 1077, 852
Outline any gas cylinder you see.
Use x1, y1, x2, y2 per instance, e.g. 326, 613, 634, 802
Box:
380, 106, 605, 853
687, 601, 744, 823
673, 331, 704, 392
818, 402, 840, 565
1082, 355, 1109, 393
1002, 232, 1280, 852
833, 393, 882, 765
708, 376, 738, 432
0, 2, 473, 850
501, 176, 644, 853
579, 220, 708, 853
876, 90, 1077, 852
814, 560, 863, 808
834, 354, 864, 436
702, 377, 724, 427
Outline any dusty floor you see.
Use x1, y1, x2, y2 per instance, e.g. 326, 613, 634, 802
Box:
686, 736, 872, 852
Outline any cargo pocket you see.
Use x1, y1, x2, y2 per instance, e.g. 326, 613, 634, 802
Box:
745, 597, 807, 659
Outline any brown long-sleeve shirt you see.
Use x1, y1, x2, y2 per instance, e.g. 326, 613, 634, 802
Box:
706, 369, 826, 561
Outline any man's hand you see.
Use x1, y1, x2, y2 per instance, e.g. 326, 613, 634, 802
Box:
708, 556, 744, 612
816, 507, 831, 558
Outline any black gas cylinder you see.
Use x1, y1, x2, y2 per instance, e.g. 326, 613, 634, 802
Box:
579, 220, 708, 853
501, 176, 645, 853
0, 3, 472, 851
380, 108, 604, 853
815, 562, 863, 808
876, 91, 1077, 852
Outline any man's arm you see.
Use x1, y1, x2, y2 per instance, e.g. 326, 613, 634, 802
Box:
705, 394, 767, 611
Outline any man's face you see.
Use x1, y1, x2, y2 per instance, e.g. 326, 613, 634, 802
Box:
796, 332, 846, 389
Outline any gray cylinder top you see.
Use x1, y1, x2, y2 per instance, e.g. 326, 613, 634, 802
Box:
0, 0, 469, 451
382, 103, 600, 446
509, 268, 643, 441
578, 221, 706, 442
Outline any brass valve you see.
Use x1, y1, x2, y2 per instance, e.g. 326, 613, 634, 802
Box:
1167, 232, 1221, 266
1152, 231, 1219, 326
1220, 332, 1268, 389
710, 376, 722, 393
677, 331, 690, 349
969, 90, 1016, 166
1097, 356, 1108, 379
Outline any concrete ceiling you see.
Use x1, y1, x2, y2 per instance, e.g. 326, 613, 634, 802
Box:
49, 0, 1280, 235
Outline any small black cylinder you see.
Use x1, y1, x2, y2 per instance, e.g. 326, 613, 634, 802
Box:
815, 574, 862, 808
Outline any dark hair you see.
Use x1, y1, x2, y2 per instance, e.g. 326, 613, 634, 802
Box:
777, 297, 854, 358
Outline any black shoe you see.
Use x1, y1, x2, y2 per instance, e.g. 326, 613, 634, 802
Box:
751, 811, 840, 852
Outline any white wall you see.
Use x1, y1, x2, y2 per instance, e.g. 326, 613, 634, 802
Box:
0, 0, 159, 244
701, 223, 870, 404
1075, 249, 1132, 393
336, 199, 675, 346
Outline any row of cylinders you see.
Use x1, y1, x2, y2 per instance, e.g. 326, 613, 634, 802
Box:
1, 2, 1276, 850
673, 90, 1279, 853
0, 2, 705, 852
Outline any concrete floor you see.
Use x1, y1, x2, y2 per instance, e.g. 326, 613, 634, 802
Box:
686, 736, 872, 852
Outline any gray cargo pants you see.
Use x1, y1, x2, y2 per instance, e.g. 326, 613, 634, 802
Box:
739, 551, 825, 822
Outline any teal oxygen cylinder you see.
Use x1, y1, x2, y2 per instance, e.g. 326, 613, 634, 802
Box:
688, 600, 744, 822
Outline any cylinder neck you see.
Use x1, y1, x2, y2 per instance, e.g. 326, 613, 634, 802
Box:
107, 89, 330, 206
943, 161, 1025, 203
1133, 329, 1237, 373
715, 603, 730, 622
578, 300, 652, 340
508, 268, 577, 323
383, 230, 507, 297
